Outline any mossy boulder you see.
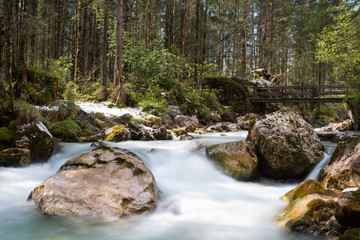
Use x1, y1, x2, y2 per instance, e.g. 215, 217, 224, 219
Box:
0, 148, 30, 167
278, 179, 342, 236
247, 110, 324, 179
105, 125, 131, 142
49, 117, 82, 141
0, 127, 11, 150
170, 128, 188, 137
318, 137, 360, 191
335, 190, 360, 228
206, 141, 259, 180
14, 121, 56, 163
28, 146, 161, 218
340, 228, 360, 240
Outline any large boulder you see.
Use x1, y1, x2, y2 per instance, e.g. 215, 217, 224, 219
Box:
28, 146, 160, 218
318, 137, 360, 191
15, 121, 56, 163
247, 110, 324, 179
0, 148, 30, 167
206, 141, 259, 180
174, 115, 199, 132
277, 179, 342, 236
278, 180, 360, 238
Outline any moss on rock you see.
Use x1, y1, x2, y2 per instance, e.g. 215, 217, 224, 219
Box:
105, 125, 131, 142
49, 117, 82, 141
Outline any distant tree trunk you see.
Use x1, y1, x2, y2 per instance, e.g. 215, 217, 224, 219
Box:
19, 0, 28, 101
194, 0, 200, 89
113, 0, 124, 105
101, 1, 108, 98
180, 0, 187, 55
5, 0, 15, 109
202, 0, 208, 63
165, 0, 175, 50
242, 0, 248, 75
0, 15, 6, 94
74, 0, 82, 83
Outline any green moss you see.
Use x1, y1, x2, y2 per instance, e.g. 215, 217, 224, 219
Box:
0, 127, 11, 144
340, 228, 360, 240
49, 117, 82, 141
105, 125, 128, 142
171, 129, 188, 137
285, 179, 329, 201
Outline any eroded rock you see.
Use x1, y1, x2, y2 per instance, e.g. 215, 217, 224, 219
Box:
28, 146, 160, 218
247, 110, 324, 179
206, 141, 259, 180
0, 148, 30, 167
15, 121, 56, 163
318, 137, 360, 191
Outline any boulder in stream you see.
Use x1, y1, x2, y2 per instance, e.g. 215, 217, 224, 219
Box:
14, 121, 56, 163
247, 110, 324, 179
0, 148, 30, 167
206, 141, 259, 180
28, 146, 160, 218
318, 137, 360, 191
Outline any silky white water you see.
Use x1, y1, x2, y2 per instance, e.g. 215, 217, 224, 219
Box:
0, 132, 327, 240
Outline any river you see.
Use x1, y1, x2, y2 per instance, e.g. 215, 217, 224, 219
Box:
0, 131, 332, 240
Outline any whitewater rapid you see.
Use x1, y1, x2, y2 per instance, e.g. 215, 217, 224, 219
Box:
0, 132, 330, 240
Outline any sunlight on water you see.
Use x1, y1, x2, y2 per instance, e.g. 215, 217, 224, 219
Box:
0, 133, 328, 240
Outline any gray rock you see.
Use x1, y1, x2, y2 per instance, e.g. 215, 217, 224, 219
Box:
247, 110, 324, 179
28, 146, 160, 218
15, 121, 56, 163
206, 141, 259, 180
0, 148, 30, 167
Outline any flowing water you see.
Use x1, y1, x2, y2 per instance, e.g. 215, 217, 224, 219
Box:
0, 132, 329, 240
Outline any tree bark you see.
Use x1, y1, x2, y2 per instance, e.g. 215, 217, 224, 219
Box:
102, 0, 108, 98
113, 0, 124, 105
19, 0, 28, 101
180, 0, 187, 55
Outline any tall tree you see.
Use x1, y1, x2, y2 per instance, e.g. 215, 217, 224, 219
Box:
113, 0, 124, 105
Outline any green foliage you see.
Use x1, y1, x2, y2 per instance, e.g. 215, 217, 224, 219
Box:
63, 82, 79, 101
123, 38, 191, 90
316, 10, 360, 94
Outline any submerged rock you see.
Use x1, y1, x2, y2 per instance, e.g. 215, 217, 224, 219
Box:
15, 121, 56, 163
28, 146, 160, 218
318, 137, 360, 191
0, 148, 30, 167
206, 141, 259, 180
247, 110, 324, 179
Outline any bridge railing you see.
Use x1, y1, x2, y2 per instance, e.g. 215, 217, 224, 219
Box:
253, 85, 348, 103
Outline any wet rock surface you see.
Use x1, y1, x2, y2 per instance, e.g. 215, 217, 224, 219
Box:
206, 141, 259, 180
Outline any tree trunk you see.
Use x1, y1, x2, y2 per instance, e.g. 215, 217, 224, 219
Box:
180, 0, 187, 55
19, 0, 28, 101
102, 0, 108, 98
113, 0, 124, 105
74, 0, 82, 83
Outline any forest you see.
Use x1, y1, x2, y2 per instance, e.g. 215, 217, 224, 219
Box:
0, 0, 359, 118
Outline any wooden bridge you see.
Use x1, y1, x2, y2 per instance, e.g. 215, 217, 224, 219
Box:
253, 85, 348, 103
